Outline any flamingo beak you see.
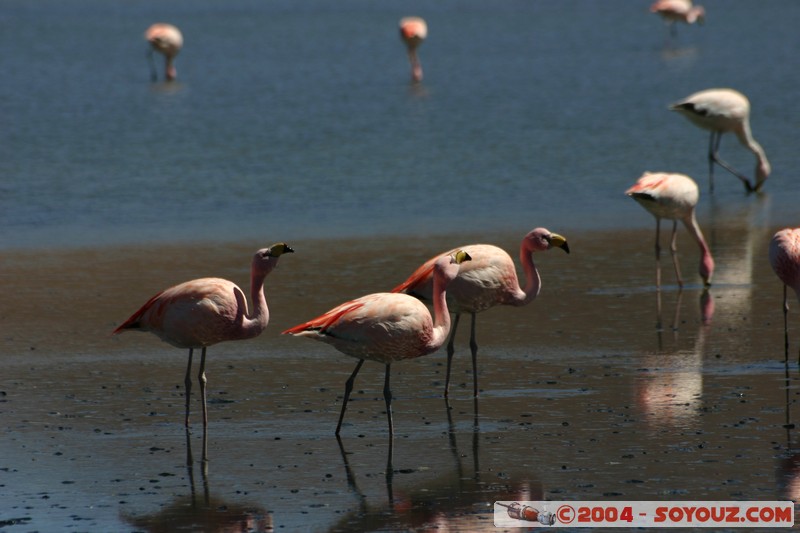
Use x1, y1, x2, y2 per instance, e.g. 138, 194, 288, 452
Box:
548, 233, 570, 254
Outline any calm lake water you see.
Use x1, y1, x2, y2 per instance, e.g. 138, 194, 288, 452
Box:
2, 1, 800, 532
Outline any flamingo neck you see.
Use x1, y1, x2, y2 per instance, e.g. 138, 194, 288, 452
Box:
683, 213, 715, 285
165, 57, 177, 81
429, 273, 452, 348
736, 121, 770, 181
516, 244, 542, 306
408, 51, 423, 82
240, 268, 270, 339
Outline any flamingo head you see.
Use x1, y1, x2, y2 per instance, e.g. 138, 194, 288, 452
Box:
434, 249, 471, 285
524, 228, 570, 254
699, 253, 714, 287
754, 159, 771, 192
253, 242, 294, 275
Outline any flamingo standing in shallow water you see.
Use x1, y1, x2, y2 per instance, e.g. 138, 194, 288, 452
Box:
399, 17, 427, 83
113, 243, 294, 431
145, 23, 183, 82
769, 229, 800, 362
283, 250, 471, 436
670, 88, 770, 193
392, 228, 569, 398
626, 172, 714, 289
650, 0, 705, 38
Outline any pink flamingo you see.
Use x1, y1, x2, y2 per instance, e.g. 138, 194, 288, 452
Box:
626, 172, 714, 289
392, 228, 569, 398
145, 23, 183, 82
113, 243, 294, 430
670, 88, 770, 193
282, 250, 471, 436
399, 17, 427, 83
769, 229, 800, 362
650, 0, 705, 38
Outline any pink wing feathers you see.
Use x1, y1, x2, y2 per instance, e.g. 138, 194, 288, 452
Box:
282, 300, 366, 335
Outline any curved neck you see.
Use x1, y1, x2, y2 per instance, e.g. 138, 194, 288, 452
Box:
408, 50, 422, 82
239, 266, 271, 339
682, 213, 714, 284
429, 273, 452, 348
736, 122, 770, 172
517, 244, 542, 306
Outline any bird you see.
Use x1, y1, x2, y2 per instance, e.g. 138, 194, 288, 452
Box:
112, 243, 294, 430
145, 23, 183, 82
399, 17, 427, 83
769, 228, 800, 362
669, 88, 770, 193
626, 172, 714, 289
282, 250, 471, 436
650, 0, 705, 38
391, 228, 570, 398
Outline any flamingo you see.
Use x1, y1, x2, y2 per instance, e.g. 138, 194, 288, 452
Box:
399, 17, 427, 83
769, 229, 800, 363
626, 172, 714, 289
112, 243, 294, 431
145, 23, 183, 82
650, 0, 705, 38
669, 88, 770, 193
391, 228, 569, 398
282, 250, 471, 436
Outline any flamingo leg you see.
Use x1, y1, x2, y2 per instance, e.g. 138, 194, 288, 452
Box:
670, 220, 683, 288
469, 312, 479, 397
198, 347, 208, 429
184, 348, 194, 427
383, 365, 394, 437
336, 359, 365, 436
709, 131, 755, 192
654, 218, 663, 290
783, 284, 791, 363
444, 313, 461, 399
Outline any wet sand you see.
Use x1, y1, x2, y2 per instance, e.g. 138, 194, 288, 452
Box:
2, 221, 800, 531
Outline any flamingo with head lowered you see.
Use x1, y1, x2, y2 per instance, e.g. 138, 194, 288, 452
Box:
650, 0, 705, 38
113, 243, 294, 432
670, 88, 770, 193
626, 172, 714, 289
399, 17, 427, 83
392, 228, 569, 398
283, 250, 471, 436
145, 23, 183, 82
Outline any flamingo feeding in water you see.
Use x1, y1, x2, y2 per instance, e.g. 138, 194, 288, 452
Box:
145, 23, 183, 82
626, 172, 714, 289
669, 88, 770, 193
650, 0, 705, 38
769, 229, 800, 362
113, 243, 294, 430
282, 250, 471, 436
392, 228, 569, 398
399, 17, 427, 83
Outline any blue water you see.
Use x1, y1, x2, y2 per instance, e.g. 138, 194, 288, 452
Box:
1, 0, 798, 250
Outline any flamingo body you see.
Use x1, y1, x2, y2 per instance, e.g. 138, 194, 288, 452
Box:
399, 17, 427, 83
626, 172, 714, 287
113, 243, 293, 429
145, 23, 183, 81
651, 0, 705, 26
392, 228, 569, 397
283, 251, 470, 435
670, 88, 770, 192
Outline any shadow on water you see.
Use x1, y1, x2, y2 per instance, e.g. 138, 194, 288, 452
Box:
121, 428, 273, 532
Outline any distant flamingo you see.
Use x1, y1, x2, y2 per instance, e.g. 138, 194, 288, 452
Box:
283, 250, 471, 436
399, 17, 427, 83
145, 23, 183, 82
650, 0, 705, 38
670, 88, 770, 193
769, 229, 800, 362
113, 243, 294, 430
392, 228, 569, 398
626, 172, 714, 289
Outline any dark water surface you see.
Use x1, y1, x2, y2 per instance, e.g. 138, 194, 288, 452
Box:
2, 0, 800, 531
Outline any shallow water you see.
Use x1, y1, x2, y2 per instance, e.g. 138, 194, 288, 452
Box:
3, 0, 800, 531
3, 224, 800, 530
